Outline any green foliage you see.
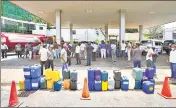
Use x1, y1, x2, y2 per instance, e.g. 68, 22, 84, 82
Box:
125, 28, 138, 33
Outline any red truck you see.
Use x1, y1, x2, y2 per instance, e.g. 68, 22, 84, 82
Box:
1, 32, 53, 51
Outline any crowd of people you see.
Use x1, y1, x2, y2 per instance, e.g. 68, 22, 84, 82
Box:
1, 40, 176, 80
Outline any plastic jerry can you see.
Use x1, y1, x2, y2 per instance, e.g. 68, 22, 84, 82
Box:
54, 80, 62, 91
70, 70, 78, 81
25, 79, 31, 91
45, 69, 52, 80
19, 80, 25, 91
113, 70, 121, 81
120, 76, 129, 90
23, 66, 31, 79
40, 77, 47, 89
70, 80, 77, 90
102, 81, 108, 91
116, 51, 120, 57
135, 80, 142, 89
101, 71, 108, 81
132, 68, 143, 80
94, 81, 102, 91
31, 78, 40, 90
63, 79, 70, 90
145, 68, 155, 79
88, 80, 95, 91
108, 77, 115, 91
63, 69, 70, 80
88, 69, 95, 81
51, 70, 60, 82
142, 81, 155, 94
47, 80, 54, 89
94, 69, 101, 81
114, 80, 121, 89
30, 65, 41, 79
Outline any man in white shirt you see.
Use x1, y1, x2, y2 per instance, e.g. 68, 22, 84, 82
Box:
39, 45, 48, 75
80, 42, 86, 60
92, 42, 98, 61
75, 43, 81, 65
1, 43, 8, 58
111, 42, 117, 62
121, 40, 126, 59
146, 44, 154, 68
170, 44, 176, 79
127, 42, 132, 61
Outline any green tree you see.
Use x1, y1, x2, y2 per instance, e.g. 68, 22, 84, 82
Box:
125, 28, 138, 33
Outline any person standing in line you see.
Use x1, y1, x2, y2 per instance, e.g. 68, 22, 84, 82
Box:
71, 41, 76, 57
92, 42, 98, 61
53, 41, 59, 59
146, 44, 154, 68
61, 43, 68, 76
85, 42, 94, 66
132, 43, 142, 68
100, 41, 106, 58
47, 45, 54, 71
127, 42, 132, 61
39, 45, 48, 76
75, 43, 81, 65
121, 40, 126, 59
1, 43, 8, 58
67, 43, 72, 66
80, 42, 86, 60
28, 43, 33, 60
170, 44, 176, 81
15, 43, 22, 58
111, 41, 117, 62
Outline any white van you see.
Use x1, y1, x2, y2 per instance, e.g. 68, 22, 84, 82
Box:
140, 39, 163, 55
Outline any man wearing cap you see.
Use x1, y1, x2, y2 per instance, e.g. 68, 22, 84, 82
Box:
146, 44, 154, 68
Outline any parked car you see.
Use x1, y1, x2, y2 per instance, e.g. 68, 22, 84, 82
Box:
162, 40, 176, 54
140, 39, 163, 55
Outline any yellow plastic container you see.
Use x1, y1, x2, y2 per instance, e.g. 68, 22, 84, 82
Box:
102, 81, 108, 91
45, 69, 52, 80
47, 80, 54, 89
51, 70, 60, 82
19, 80, 25, 90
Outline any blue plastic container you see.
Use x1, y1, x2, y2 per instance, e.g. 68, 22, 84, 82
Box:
94, 81, 102, 91
30, 65, 41, 79
94, 69, 101, 81
88, 69, 95, 81
88, 80, 94, 91
25, 79, 31, 91
54, 80, 62, 91
23, 66, 31, 79
116, 51, 120, 57
142, 81, 155, 94
101, 71, 108, 81
135, 80, 142, 89
31, 78, 40, 90
145, 68, 155, 79
120, 76, 129, 90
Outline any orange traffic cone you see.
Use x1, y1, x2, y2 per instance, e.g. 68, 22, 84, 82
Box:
80, 77, 91, 100
158, 77, 176, 99
9, 81, 18, 107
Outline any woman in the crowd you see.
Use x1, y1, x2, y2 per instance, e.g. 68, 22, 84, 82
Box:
132, 43, 142, 68
100, 40, 106, 58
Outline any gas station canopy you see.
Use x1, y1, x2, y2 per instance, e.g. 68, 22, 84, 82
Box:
11, 1, 176, 29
